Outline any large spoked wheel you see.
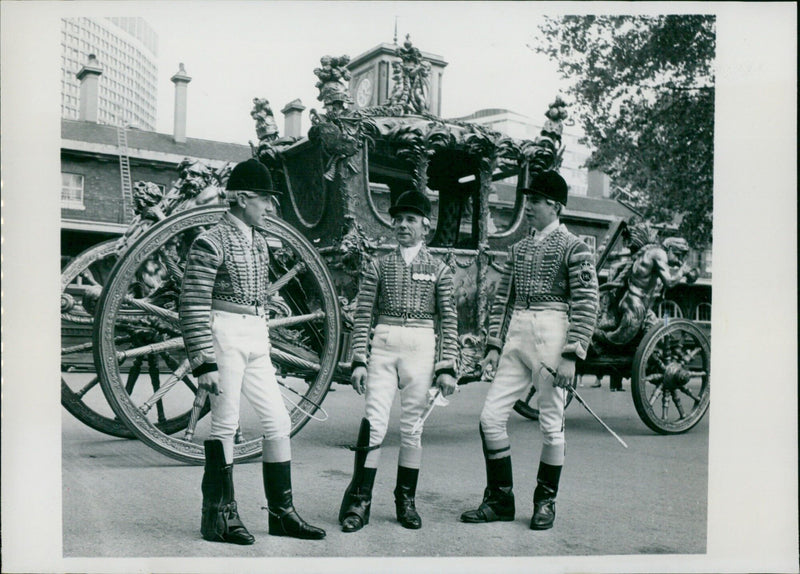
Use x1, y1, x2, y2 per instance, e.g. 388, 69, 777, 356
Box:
631, 319, 710, 434
62, 239, 207, 439
61, 239, 135, 438
94, 206, 341, 464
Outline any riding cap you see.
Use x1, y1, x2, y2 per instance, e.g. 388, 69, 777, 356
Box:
226, 158, 279, 196
521, 170, 568, 206
389, 189, 432, 219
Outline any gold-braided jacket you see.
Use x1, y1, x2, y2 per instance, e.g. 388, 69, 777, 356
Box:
350, 246, 459, 377
486, 224, 599, 360
178, 213, 271, 375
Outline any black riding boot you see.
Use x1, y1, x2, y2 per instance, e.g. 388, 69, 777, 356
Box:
460, 427, 515, 523
263, 461, 326, 540
394, 466, 422, 529
339, 466, 377, 533
530, 461, 562, 530
200, 439, 255, 545
339, 418, 378, 533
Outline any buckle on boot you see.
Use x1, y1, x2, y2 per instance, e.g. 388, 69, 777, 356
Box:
460, 487, 515, 523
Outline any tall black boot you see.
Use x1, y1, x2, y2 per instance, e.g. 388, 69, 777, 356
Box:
460, 426, 515, 523
394, 466, 422, 529
340, 467, 377, 533
530, 461, 562, 530
339, 418, 378, 533
200, 439, 255, 545
263, 461, 326, 540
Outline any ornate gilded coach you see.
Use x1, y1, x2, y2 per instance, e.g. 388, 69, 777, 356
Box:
61, 42, 710, 463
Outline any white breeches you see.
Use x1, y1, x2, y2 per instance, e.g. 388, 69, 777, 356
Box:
363, 324, 436, 468
480, 309, 569, 466
209, 310, 291, 463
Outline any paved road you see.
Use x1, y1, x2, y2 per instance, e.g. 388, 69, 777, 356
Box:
62, 376, 708, 561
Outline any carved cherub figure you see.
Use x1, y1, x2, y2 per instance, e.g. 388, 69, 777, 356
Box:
388, 35, 431, 114
132, 181, 165, 215
543, 97, 568, 131
115, 181, 167, 253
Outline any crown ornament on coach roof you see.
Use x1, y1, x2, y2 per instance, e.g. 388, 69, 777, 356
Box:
314, 55, 353, 112
388, 35, 431, 114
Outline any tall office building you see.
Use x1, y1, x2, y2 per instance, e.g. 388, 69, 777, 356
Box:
61, 17, 159, 129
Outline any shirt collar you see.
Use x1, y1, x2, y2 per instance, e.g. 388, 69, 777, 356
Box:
225, 211, 253, 240
399, 242, 424, 265
532, 219, 560, 242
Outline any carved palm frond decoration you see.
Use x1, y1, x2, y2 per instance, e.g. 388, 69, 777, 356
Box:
496, 136, 523, 163
521, 136, 559, 176
423, 124, 457, 157
388, 124, 426, 163
463, 130, 497, 167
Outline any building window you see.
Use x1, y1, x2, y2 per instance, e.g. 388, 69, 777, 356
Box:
578, 234, 596, 253
694, 302, 712, 323
656, 300, 683, 319
61, 172, 85, 209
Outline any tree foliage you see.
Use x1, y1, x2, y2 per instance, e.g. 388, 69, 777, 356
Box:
534, 15, 715, 246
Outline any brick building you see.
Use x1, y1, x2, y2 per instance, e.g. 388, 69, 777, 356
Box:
61, 58, 251, 257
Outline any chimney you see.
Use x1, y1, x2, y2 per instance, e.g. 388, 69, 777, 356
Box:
281, 99, 306, 139
76, 54, 103, 122
171, 63, 192, 143
587, 170, 611, 198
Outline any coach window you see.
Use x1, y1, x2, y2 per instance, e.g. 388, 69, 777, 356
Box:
656, 300, 683, 319
694, 302, 712, 324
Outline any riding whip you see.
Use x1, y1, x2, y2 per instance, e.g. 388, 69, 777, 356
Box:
411, 388, 450, 434
541, 362, 629, 449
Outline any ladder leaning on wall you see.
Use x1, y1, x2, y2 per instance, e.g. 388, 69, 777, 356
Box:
116, 124, 134, 224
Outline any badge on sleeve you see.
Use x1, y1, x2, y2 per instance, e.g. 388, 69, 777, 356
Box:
579, 261, 595, 286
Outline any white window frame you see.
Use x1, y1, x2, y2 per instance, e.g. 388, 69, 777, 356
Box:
694, 302, 712, 323
61, 172, 85, 210
656, 299, 683, 319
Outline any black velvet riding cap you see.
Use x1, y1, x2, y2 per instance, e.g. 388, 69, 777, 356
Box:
389, 189, 432, 219
521, 170, 568, 206
226, 158, 279, 196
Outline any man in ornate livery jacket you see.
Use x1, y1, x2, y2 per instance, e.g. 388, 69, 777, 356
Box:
179, 158, 325, 544
461, 170, 598, 530
339, 189, 459, 532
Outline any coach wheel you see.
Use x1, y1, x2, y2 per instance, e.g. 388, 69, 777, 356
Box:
631, 319, 710, 434
93, 206, 341, 464
60, 239, 136, 437
61, 239, 206, 438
